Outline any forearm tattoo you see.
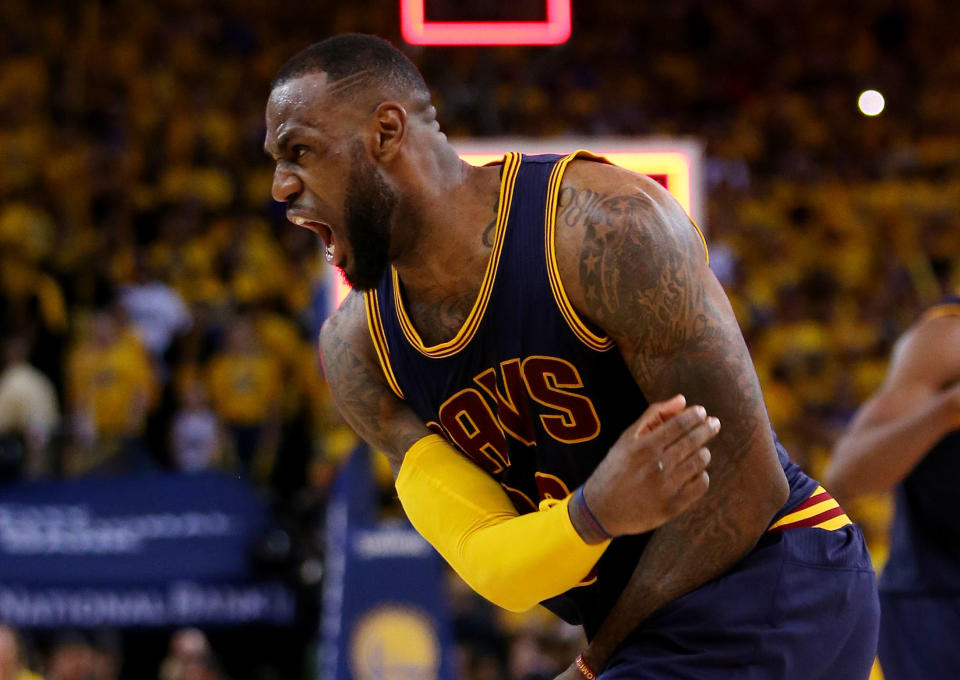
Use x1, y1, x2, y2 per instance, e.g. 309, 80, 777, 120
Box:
320, 293, 426, 468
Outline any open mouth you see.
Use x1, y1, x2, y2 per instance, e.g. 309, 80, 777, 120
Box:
288, 214, 340, 266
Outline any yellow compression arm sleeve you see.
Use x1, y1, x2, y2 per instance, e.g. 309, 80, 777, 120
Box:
395, 434, 610, 612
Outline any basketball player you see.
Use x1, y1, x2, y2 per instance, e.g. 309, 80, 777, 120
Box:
265, 35, 879, 678
827, 294, 960, 679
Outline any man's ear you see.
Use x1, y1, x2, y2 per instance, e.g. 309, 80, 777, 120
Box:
371, 101, 407, 162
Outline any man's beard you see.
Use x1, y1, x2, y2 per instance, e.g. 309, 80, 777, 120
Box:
341, 145, 396, 291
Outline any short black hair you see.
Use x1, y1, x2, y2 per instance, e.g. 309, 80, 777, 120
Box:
272, 34, 430, 101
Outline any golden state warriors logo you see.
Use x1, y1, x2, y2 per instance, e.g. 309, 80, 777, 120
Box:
349, 605, 440, 680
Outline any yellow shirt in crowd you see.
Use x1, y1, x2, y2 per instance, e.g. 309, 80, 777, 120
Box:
206, 353, 281, 426
67, 335, 153, 437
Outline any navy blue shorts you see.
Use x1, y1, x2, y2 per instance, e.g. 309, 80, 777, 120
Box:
600, 524, 879, 679
879, 592, 960, 679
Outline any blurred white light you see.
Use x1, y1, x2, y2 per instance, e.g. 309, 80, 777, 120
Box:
858, 90, 885, 116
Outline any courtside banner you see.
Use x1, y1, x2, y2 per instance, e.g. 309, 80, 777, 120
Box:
0, 473, 294, 627
320, 446, 454, 680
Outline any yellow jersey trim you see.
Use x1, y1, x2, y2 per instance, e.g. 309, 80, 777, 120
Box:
364, 290, 405, 399
544, 150, 709, 351
773, 497, 838, 524
545, 150, 616, 352
817, 514, 855, 531
392, 152, 523, 358
768, 486, 853, 532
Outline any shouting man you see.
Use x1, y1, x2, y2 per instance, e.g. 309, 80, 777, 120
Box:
265, 34, 879, 678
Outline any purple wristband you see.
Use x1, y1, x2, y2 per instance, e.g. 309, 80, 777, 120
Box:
575, 485, 612, 540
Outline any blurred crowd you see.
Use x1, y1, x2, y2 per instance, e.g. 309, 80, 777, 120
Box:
0, 625, 236, 680
1, 0, 959, 677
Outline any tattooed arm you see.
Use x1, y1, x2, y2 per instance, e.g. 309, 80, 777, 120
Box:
318, 291, 430, 472
554, 161, 790, 669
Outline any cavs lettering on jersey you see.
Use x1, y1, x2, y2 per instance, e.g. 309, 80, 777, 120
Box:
365, 151, 820, 636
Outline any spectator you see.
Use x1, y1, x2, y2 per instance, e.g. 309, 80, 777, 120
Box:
118, 252, 192, 364
64, 308, 155, 475
0, 334, 59, 480
90, 631, 122, 680
0, 625, 42, 680
45, 634, 95, 680
205, 315, 281, 481
170, 379, 222, 473
159, 629, 224, 680
0, 236, 68, 393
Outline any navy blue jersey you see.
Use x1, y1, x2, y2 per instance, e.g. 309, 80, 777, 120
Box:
365, 151, 817, 636
881, 295, 960, 595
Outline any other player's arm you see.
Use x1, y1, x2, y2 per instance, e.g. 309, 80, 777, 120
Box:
825, 313, 960, 503
554, 162, 789, 670
318, 291, 711, 611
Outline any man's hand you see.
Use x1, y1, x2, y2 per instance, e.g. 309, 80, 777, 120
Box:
572, 394, 718, 542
